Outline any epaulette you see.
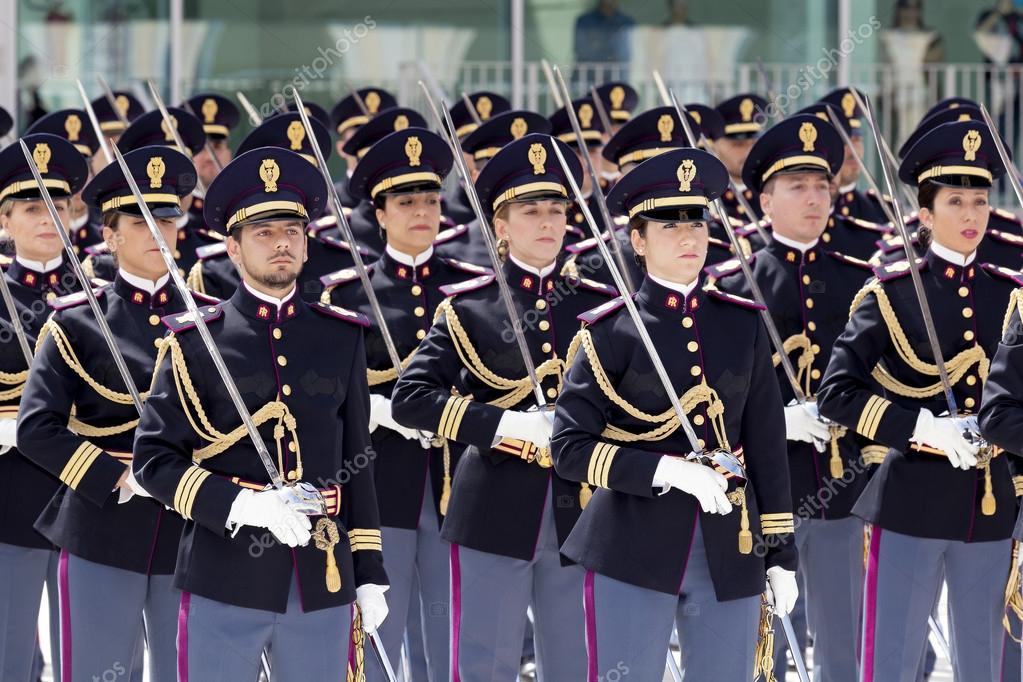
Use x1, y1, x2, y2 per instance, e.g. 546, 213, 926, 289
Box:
612, 215, 629, 227
704, 254, 755, 280
319, 265, 370, 289
827, 251, 873, 270
161, 304, 224, 333
317, 232, 369, 255
565, 232, 612, 255
565, 225, 586, 239
565, 275, 618, 297
191, 290, 221, 306
309, 301, 371, 327
49, 286, 106, 311
439, 257, 491, 276
196, 242, 228, 261
877, 232, 919, 254
306, 210, 353, 234
433, 223, 469, 245
84, 241, 110, 256
735, 219, 771, 238
705, 288, 766, 311
195, 228, 225, 242
577, 296, 627, 325
439, 274, 495, 297
981, 262, 1023, 286
872, 258, 923, 282
987, 229, 1023, 247
866, 188, 894, 203
844, 216, 891, 234
992, 207, 1022, 225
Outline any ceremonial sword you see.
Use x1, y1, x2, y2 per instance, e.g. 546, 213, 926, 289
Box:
849, 88, 919, 213
146, 81, 209, 198
76, 80, 114, 164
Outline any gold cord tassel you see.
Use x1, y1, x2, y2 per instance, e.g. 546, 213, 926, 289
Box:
863, 524, 872, 570
728, 487, 752, 555
347, 606, 366, 682
982, 462, 996, 516
312, 518, 342, 593
829, 425, 844, 479
753, 598, 777, 681
579, 483, 592, 509
440, 440, 451, 516
1004, 541, 1023, 642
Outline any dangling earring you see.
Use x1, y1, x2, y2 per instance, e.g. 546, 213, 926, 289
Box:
497, 237, 509, 260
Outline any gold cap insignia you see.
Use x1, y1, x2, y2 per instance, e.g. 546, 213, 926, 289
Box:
740, 98, 754, 122
201, 98, 218, 124
841, 92, 856, 118
286, 121, 306, 151
690, 110, 702, 125
260, 159, 280, 193
33, 143, 51, 174
677, 159, 696, 192
657, 114, 675, 143
161, 116, 178, 142
147, 156, 166, 189
365, 91, 381, 114
510, 117, 528, 139
949, 102, 960, 110
963, 130, 981, 161
394, 115, 409, 131
65, 114, 82, 142
957, 113, 971, 122
405, 136, 422, 166
814, 111, 828, 121
528, 143, 547, 175
609, 85, 625, 110
799, 122, 818, 152
476, 96, 493, 120
579, 103, 594, 129
115, 95, 130, 118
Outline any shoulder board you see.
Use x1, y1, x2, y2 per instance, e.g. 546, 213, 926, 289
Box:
565, 225, 586, 239
865, 188, 894, 203
703, 254, 755, 280
307, 210, 353, 234
191, 290, 221, 306
992, 207, 1022, 225
872, 258, 924, 282
987, 229, 1023, 246
84, 241, 110, 256
612, 215, 629, 228
878, 232, 920, 254
843, 216, 891, 234
196, 242, 228, 260
827, 251, 873, 270
0, 253, 10, 270
49, 286, 106, 311
735, 219, 771, 238
707, 236, 731, 250
161, 304, 224, 333
981, 262, 1023, 286
565, 232, 612, 254
565, 276, 618, 297
309, 301, 370, 327
439, 274, 495, 297
318, 232, 369, 255
705, 288, 766, 311
319, 266, 368, 288
577, 296, 627, 325
433, 223, 469, 245
439, 257, 491, 276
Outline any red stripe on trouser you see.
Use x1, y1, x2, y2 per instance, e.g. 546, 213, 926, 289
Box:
450, 544, 462, 682
861, 528, 882, 682
177, 592, 191, 682
584, 570, 598, 682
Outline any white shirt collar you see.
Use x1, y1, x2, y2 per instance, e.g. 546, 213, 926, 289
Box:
773, 231, 819, 253
243, 281, 297, 308
16, 255, 63, 272
175, 214, 189, 229
70, 211, 90, 230
119, 268, 170, 294
839, 182, 858, 194
649, 273, 699, 297
509, 253, 557, 278
929, 239, 976, 267
386, 244, 433, 267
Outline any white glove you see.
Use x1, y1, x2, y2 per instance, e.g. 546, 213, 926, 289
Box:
0, 418, 16, 454
226, 488, 312, 547
765, 566, 799, 616
494, 409, 554, 448
117, 466, 152, 504
368, 394, 419, 441
783, 401, 831, 451
651, 456, 732, 515
911, 408, 978, 470
356, 583, 390, 633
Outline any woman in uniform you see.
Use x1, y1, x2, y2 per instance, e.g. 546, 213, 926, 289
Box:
817, 119, 1019, 681
16, 146, 198, 682
391, 133, 618, 681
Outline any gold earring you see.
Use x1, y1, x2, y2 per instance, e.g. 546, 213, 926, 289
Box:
497, 238, 509, 260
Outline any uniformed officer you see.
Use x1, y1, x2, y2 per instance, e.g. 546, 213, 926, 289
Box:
391, 133, 618, 681
25, 109, 104, 254
321, 127, 489, 681
330, 87, 398, 207
16, 145, 198, 682
132, 145, 389, 681
0, 132, 88, 681
88, 90, 145, 174
592, 81, 639, 180
709, 114, 872, 682
819, 87, 894, 224
551, 146, 798, 681
549, 96, 610, 244
440, 109, 551, 266
817, 119, 1019, 681
714, 93, 768, 222
446, 91, 512, 225
184, 92, 239, 192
